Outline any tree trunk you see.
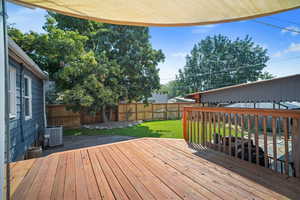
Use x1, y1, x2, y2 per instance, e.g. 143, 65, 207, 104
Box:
109, 107, 113, 121
101, 105, 108, 123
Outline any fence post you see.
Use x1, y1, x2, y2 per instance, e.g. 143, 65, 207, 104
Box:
135, 103, 138, 121
292, 118, 300, 177
182, 108, 188, 141
178, 104, 180, 119
165, 104, 168, 120
151, 104, 154, 120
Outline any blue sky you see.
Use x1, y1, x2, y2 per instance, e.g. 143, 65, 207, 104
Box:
7, 2, 300, 84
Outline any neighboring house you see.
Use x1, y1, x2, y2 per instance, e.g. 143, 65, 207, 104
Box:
168, 96, 195, 103
148, 93, 168, 103
8, 38, 48, 161
225, 102, 300, 110
185, 74, 300, 104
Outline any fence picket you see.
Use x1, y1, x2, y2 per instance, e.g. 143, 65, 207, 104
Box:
248, 115, 252, 163
228, 114, 232, 156
234, 114, 238, 158
283, 118, 289, 175
183, 106, 300, 177
222, 113, 226, 153
272, 117, 277, 171
241, 114, 245, 161
263, 116, 268, 168
217, 113, 221, 152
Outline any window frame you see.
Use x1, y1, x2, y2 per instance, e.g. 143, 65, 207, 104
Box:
24, 75, 32, 120
9, 67, 17, 119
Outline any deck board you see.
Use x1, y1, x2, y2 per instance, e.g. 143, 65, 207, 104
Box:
74, 151, 89, 200
155, 140, 280, 199
9, 159, 36, 198
136, 140, 254, 199
88, 148, 115, 200
10, 138, 300, 200
162, 140, 300, 195
110, 145, 180, 200
50, 153, 67, 200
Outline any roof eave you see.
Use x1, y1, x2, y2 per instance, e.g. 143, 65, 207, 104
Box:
8, 37, 48, 80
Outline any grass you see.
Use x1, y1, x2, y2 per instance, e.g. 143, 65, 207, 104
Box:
64, 119, 246, 141
64, 120, 183, 139
187, 121, 243, 143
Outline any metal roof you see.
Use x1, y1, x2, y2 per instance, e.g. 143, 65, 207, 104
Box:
185, 74, 300, 103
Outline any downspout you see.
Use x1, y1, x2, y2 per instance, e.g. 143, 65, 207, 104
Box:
43, 79, 47, 129
0, 0, 10, 199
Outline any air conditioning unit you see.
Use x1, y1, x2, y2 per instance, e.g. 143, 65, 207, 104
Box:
45, 126, 63, 147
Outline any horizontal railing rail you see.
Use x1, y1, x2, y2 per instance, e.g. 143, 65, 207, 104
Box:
182, 106, 300, 177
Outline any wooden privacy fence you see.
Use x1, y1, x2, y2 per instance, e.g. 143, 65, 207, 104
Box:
182, 107, 300, 177
118, 103, 199, 121
47, 105, 81, 128
47, 103, 198, 128
47, 105, 118, 129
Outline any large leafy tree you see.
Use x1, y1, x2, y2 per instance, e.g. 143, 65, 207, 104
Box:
57, 52, 123, 121
176, 35, 270, 94
48, 12, 165, 102
8, 21, 88, 78
8, 13, 164, 121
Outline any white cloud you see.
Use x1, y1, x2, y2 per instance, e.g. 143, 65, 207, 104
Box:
201, 24, 217, 28
192, 24, 218, 34
272, 51, 283, 58
281, 26, 300, 36
272, 43, 300, 57
288, 43, 300, 52
171, 52, 188, 58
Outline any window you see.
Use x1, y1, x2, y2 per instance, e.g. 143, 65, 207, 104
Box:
9, 67, 16, 118
24, 75, 32, 120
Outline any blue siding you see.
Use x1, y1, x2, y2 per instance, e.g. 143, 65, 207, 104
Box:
9, 57, 45, 161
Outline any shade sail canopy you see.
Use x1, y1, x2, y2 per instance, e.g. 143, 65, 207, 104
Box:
11, 0, 300, 27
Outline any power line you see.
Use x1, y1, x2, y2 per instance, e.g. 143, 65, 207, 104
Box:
253, 20, 300, 34
272, 56, 300, 63
187, 63, 266, 77
267, 16, 300, 27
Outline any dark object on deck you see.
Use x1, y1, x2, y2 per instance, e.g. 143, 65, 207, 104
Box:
214, 133, 265, 167
25, 146, 42, 159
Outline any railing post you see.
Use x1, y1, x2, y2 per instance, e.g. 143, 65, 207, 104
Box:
292, 118, 300, 177
182, 108, 188, 141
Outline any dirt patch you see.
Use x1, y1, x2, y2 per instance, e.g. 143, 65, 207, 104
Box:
82, 120, 143, 129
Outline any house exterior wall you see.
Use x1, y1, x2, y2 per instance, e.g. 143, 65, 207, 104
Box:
200, 75, 300, 103
9, 56, 45, 161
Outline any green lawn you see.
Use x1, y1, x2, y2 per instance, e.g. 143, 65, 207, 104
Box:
65, 120, 183, 138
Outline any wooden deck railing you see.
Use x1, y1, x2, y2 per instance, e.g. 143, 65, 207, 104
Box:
182, 107, 300, 177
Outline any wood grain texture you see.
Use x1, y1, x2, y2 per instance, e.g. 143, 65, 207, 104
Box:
10, 138, 300, 200
272, 117, 278, 171
184, 106, 300, 118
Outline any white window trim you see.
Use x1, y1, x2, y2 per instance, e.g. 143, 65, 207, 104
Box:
9, 67, 17, 119
24, 75, 32, 120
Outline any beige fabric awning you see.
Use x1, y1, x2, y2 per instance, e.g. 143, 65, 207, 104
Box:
11, 0, 300, 27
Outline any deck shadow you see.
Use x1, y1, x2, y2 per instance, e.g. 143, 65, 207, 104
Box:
188, 143, 300, 200
42, 135, 138, 156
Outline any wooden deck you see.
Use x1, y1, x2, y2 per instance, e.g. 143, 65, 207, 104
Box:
10, 138, 300, 200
